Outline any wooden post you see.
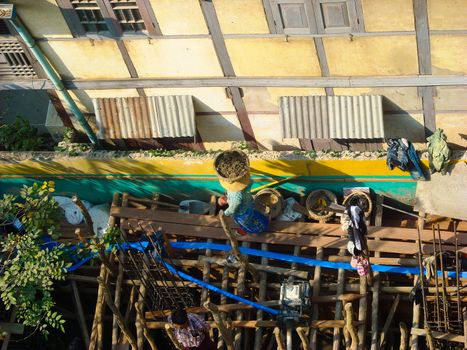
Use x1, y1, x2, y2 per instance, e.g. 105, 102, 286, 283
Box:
234, 242, 247, 350
136, 266, 148, 350
219, 210, 258, 282
333, 249, 346, 350
344, 303, 358, 350
297, 327, 311, 350
135, 302, 159, 350
254, 242, 268, 350
310, 248, 323, 350
463, 307, 467, 349
380, 294, 400, 348
399, 322, 408, 350
204, 301, 234, 350
71, 280, 90, 348
165, 324, 184, 350
371, 195, 383, 350
88, 263, 108, 350
111, 253, 124, 350
273, 327, 286, 350
97, 277, 137, 350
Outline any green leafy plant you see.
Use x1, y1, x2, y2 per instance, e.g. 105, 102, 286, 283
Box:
0, 117, 44, 151
55, 128, 92, 156
0, 181, 67, 336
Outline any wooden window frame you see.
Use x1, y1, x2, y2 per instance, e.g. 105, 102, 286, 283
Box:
57, 0, 161, 37
265, 0, 364, 35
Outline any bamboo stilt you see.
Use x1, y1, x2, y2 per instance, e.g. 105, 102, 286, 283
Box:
254, 243, 268, 350
88, 263, 108, 350
399, 322, 408, 350
344, 303, 358, 350
71, 280, 90, 348
111, 253, 124, 350
165, 324, 184, 350
380, 294, 400, 348
333, 249, 346, 350
273, 327, 286, 350
135, 302, 158, 350
204, 301, 234, 350
310, 248, 323, 350
297, 326, 311, 350
97, 277, 137, 350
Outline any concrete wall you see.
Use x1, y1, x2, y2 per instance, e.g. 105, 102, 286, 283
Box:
4, 0, 467, 150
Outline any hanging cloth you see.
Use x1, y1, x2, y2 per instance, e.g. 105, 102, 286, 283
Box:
427, 128, 451, 175
386, 138, 426, 180
346, 204, 367, 256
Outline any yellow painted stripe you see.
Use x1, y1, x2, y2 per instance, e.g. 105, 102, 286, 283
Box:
0, 158, 438, 177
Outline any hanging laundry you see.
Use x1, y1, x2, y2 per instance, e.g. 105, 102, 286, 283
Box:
345, 197, 368, 257
422, 256, 436, 280
386, 138, 426, 180
427, 128, 451, 175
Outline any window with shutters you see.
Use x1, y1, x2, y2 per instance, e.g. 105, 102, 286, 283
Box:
266, 0, 363, 34
0, 41, 37, 78
58, 0, 159, 36
70, 0, 109, 33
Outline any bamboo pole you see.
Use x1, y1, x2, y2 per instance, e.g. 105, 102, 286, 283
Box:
254, 242, 268, 350
273, 327, 286, 350
71, 280, 90, 348
204, 301, 234, 350
97, 277, 137, 350
135, 302, 158, 350
297, 327, 311, 350
399, 322, 408, 350
310, 248, 323, 349
219, 210, 258, 282
136, 267, 148, 350
333, 249, 346, 350
463, 307, 467, 348
88, 263, 108, 350
379, 294, 400, 348
111, 253, 124, 350
344, 303, 358, 350
165, 324, 184, 350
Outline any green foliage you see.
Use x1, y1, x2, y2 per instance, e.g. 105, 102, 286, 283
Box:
0, 117, 44, 151
55, 128, 92, 156
0, 182, 67, 336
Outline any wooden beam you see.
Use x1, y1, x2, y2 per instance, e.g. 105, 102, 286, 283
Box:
380, 294, 400, 348
135, 0, 162, 36
198, 0, 257, 147
313, 37, 333, 96
97, 277, 137, 350
344, 303, 358, 350
310, 248, 323, 350
3, 75, 467, 91
400, 322, 408, 350
148, 320, 364, 329
274, 327, 286, 350
204, 302, 234, 350
71, 280, 90, 348
413, 0, 436, 135
115, 41, 145, 97
410, 328, 465, 343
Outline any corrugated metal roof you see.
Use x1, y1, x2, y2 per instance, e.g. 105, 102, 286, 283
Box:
93, 95, 195, 139
279, 95, 384, 139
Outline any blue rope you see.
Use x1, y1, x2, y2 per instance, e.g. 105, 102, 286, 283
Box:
162, 260, 279, 315
169, 241, 467, 279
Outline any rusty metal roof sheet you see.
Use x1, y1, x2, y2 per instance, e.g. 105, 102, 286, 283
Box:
93, 95, 195, 139
279, 95, 384, 139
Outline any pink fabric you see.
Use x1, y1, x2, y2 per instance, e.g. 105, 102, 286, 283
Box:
356, 257, 370, 276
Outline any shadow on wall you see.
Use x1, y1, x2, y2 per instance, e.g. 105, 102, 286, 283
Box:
382, 96, 426, 143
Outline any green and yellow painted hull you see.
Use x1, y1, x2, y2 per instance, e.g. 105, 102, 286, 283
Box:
0, 157, 428, 204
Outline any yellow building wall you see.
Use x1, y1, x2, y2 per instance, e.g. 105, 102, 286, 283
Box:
435, 87, 467, 111
226, 38, 322, 77
324, 36, 418, 76
436, 114, 467, 148
213, 0, 270, 34
431, 36, 467, 75
124, 39, 223, 78
196, 113, 245, 150
249, 114, 301, 150
11, 0, 73, 39
144, 88, 236, 112
243, 87, 326, 112
39, 40, 131, 80
428, 0, 467, 30
148, 0, 208, 35
361, 0, 414, 32
333, 87, 422, 111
